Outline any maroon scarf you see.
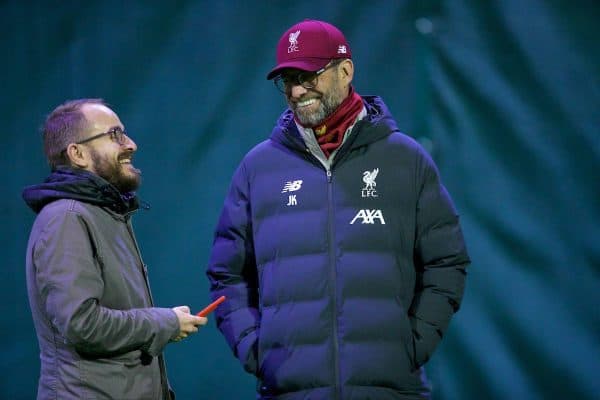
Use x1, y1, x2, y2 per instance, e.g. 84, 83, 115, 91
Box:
296, 87, 364, 158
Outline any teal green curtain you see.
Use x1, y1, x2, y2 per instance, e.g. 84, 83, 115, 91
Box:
2, 1, 598, 399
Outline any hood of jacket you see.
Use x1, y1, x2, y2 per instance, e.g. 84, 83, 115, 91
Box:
269, 95, 400, 154
22, 167, 139, 215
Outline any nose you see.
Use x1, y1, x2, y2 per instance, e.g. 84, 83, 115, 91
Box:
289, 83, 308, 98
123, 134, 137, 151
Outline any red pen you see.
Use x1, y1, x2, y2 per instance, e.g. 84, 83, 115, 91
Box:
196, 296, 226, 317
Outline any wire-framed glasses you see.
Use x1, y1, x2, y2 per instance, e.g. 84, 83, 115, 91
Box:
75, 127, 129, 146
273, 59, 342, 93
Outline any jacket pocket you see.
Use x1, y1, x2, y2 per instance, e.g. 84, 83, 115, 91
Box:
395, 295, 417, 372
78, 351, 154, 399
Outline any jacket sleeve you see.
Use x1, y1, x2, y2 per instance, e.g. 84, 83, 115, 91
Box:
32, 211, 179, 358
206, 162, 260, 375
409, 149, 470, 368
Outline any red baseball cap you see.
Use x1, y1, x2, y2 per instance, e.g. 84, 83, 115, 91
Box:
266, 19, 352, 80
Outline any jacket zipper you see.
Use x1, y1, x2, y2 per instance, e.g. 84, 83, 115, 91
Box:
326, 168, 341, 400
125, 220, 154, 305
125, 220, 170, 399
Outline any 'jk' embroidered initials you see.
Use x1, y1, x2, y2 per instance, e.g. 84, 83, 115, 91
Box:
287, 195, 297, 206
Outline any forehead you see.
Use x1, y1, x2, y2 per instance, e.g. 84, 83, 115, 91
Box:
81, 104, 122, 129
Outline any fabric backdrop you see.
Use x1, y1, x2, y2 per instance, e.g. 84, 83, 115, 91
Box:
1, 1, 598, 399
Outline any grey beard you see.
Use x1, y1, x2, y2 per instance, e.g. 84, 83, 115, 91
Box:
291, 93, 342, 127
294, 103, 328, 126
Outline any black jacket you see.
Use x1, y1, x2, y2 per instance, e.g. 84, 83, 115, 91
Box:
207, 96, 470, 399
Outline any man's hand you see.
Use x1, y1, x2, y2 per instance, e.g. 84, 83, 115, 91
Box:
171, 306, 207, 342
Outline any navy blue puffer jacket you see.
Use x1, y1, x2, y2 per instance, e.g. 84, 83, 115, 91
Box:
207, 96, 470, 400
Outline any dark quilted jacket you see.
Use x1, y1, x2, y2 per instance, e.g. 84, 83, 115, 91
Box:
207, 96, 470, 400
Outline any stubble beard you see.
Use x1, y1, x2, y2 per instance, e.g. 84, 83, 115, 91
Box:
289, 76, 345, 127
90, 148, 141, 193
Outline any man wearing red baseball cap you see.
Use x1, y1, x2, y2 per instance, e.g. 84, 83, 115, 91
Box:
208, 19, 470, 400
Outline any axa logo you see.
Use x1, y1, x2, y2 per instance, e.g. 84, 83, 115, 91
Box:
288, 30, 300, 53
350, 209, 386, 224
362, 168, 379, 198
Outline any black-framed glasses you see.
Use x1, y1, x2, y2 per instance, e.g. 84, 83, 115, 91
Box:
273, 59, 343, 93
75, 127, 129, 146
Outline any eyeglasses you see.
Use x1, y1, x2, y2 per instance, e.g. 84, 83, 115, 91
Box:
273, 59, 342, 93
75, 126, 129, 146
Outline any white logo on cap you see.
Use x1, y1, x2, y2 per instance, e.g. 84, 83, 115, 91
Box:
338, 45, 347, 54
288, 30, 301, 53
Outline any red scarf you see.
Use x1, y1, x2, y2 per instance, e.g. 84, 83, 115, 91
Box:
296, 87, 364, 158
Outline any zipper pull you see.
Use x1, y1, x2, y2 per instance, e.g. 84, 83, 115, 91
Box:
327, 170, 332, 182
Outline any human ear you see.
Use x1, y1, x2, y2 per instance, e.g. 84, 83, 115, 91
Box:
65, 143, 90, 169
339, 59, 354, 85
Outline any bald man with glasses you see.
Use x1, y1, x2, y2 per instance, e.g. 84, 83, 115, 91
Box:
23, 98, 207, 400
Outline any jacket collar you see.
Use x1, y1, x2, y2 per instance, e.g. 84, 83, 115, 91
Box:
269, 95, 399, 154
22, 166, 140, 215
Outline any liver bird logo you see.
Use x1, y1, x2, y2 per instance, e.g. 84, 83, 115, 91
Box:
288, 30, 300, 53
362, 168, 379, 190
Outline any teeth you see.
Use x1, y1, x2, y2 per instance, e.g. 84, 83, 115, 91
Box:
297, 99, 316, 107
119, 159, 131, 164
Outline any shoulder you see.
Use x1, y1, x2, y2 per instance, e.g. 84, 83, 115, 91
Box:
384, 131, 431, 162
245, 139, 276, 159
29, 200, 94, 248
238, 139, 285, 172
33, 199, 106, 233
39, 198, 98, 217
387, 131, 420, 148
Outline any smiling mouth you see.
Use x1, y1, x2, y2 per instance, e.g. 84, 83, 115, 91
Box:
119, 156, 141, 175
296, 98, 318, 108
118, 151, 135, 164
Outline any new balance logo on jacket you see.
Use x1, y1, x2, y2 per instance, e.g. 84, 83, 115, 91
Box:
282, 180, 303, 207
282, 180, 303, 193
